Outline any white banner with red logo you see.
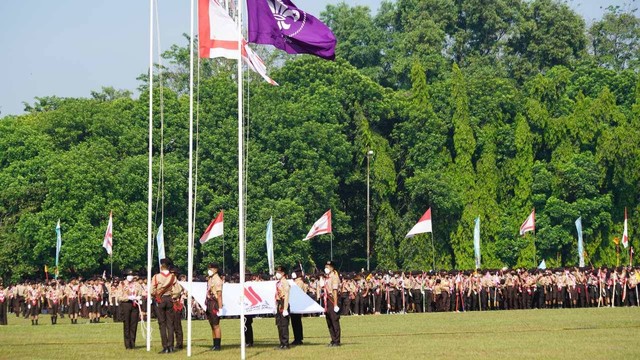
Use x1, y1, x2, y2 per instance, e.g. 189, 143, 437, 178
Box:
179, 280, 323, 315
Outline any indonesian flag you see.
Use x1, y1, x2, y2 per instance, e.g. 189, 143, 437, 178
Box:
622, 207, 629, 249
405, 208, 433, 238
519, 209, 535, 236
200, 211, 224, 244
303, 210, 332, 241
198, 0, 278, 85
103, 211, 113, 255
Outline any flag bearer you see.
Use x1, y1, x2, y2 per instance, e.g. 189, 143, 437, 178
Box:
206, 263, 223, 351
119, 270, 142, 350
151, 258, 178, 354
324, 261, 341, 347
274, 266, 290, 350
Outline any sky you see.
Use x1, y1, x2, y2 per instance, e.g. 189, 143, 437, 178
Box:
0, 0, 627, 116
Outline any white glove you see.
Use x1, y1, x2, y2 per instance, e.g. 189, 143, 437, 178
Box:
28, 304, 31, 309
128, 295, 135, 301
282, 309, 289, 317
115, 301, 119, 306
135, 296, 142, 301
85, 302, 89, 307
90, 301, 93, 306
333, 306, 340, 313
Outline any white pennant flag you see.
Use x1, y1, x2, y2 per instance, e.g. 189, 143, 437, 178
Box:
266, 217, 274, 275
303, 210, 332, 241
622, 208, 629, 249
519, 209, 535, 236
102, 211, 113, 255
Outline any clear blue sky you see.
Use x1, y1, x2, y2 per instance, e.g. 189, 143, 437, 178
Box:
0, 0, 624, 116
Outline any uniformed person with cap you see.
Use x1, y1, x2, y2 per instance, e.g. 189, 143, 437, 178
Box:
0, 282, 7, 325
206, 263, 223, 351
151, 258, 178, 353
170, 266, 184, 350
274, 265, 290, 349
119, 269, 143, 349
65, 278, 81, 324
291, 269, 306, 345
324, 261, 341, 347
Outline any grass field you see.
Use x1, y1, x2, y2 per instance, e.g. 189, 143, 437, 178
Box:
1, 308, 639, 359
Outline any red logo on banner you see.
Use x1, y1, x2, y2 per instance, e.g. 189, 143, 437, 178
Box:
244, 286, 263, 306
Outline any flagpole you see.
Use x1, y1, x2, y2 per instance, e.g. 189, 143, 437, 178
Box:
237, 0, 247, 358
431, 233, 435, 270
146, 0, 154, 352
187, 0, 196, 356
330, 233, 334, 261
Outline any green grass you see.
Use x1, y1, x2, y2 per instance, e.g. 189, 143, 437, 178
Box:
1, 308, 639, 359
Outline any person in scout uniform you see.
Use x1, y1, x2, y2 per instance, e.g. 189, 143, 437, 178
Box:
46, 280, 63, 325
274, 265, 291, 350
0, 282, 7, 325
324, 261, 341, 347
151, 258, 178, 354
26, 281, 41, 325
119, 269, 143, 350
170, 266, 185, 350
65, 278, 81, 324
206, 263, 223, 351
291, 269, 306, 345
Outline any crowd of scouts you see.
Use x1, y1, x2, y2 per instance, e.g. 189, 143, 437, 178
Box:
1, 263, 638, 352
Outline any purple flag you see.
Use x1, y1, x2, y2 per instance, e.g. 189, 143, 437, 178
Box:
247, 0, 337, 60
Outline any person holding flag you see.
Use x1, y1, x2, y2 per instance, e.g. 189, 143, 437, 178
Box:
151, 258, 178, 354
274, 265, 290, 350
324, 260, 341, 347
206, 263, 223, 351
118, 269, 143, 350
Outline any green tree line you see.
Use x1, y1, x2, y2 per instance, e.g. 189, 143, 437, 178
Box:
1, 0, 639, 281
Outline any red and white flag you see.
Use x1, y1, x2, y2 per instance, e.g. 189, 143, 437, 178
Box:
103, 211, 113, 255
405, 208, 433, 238
622, 207, 629, 249
303, 210, 332, 241
198, 0, 278, 85
201, 211, 224, 244
519, 209, 535, 236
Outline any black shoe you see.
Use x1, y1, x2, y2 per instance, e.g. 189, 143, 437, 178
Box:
292, 341, 303, 346
159, 347, 168, 354
168, 347, 174, 353
246, 343, 253, 348
210, 346, 221, 351
327, 342, 334, 347
175, 345, 183, 350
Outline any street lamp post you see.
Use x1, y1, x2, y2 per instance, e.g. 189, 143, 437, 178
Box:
367, 149, 374, 272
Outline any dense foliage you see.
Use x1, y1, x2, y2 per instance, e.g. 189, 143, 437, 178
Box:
1, 1, 639, 281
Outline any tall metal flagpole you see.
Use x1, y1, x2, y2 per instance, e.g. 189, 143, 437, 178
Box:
187, 0, 196, 356
237, 0, 247, 358
146, 0, 154, 352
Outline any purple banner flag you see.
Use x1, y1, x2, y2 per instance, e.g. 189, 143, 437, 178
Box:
247, 0, 337, 60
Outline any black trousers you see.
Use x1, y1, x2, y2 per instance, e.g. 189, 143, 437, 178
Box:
156, 296, 175, 348
174, 305, 183, 347
120, 302, 139, 349
0, 300, 7, 325
291, 313, 303, 343
275, 307, 289, 347
245, 315, 254, 345
50, 303, 59, 316
325, 299, 341, 345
